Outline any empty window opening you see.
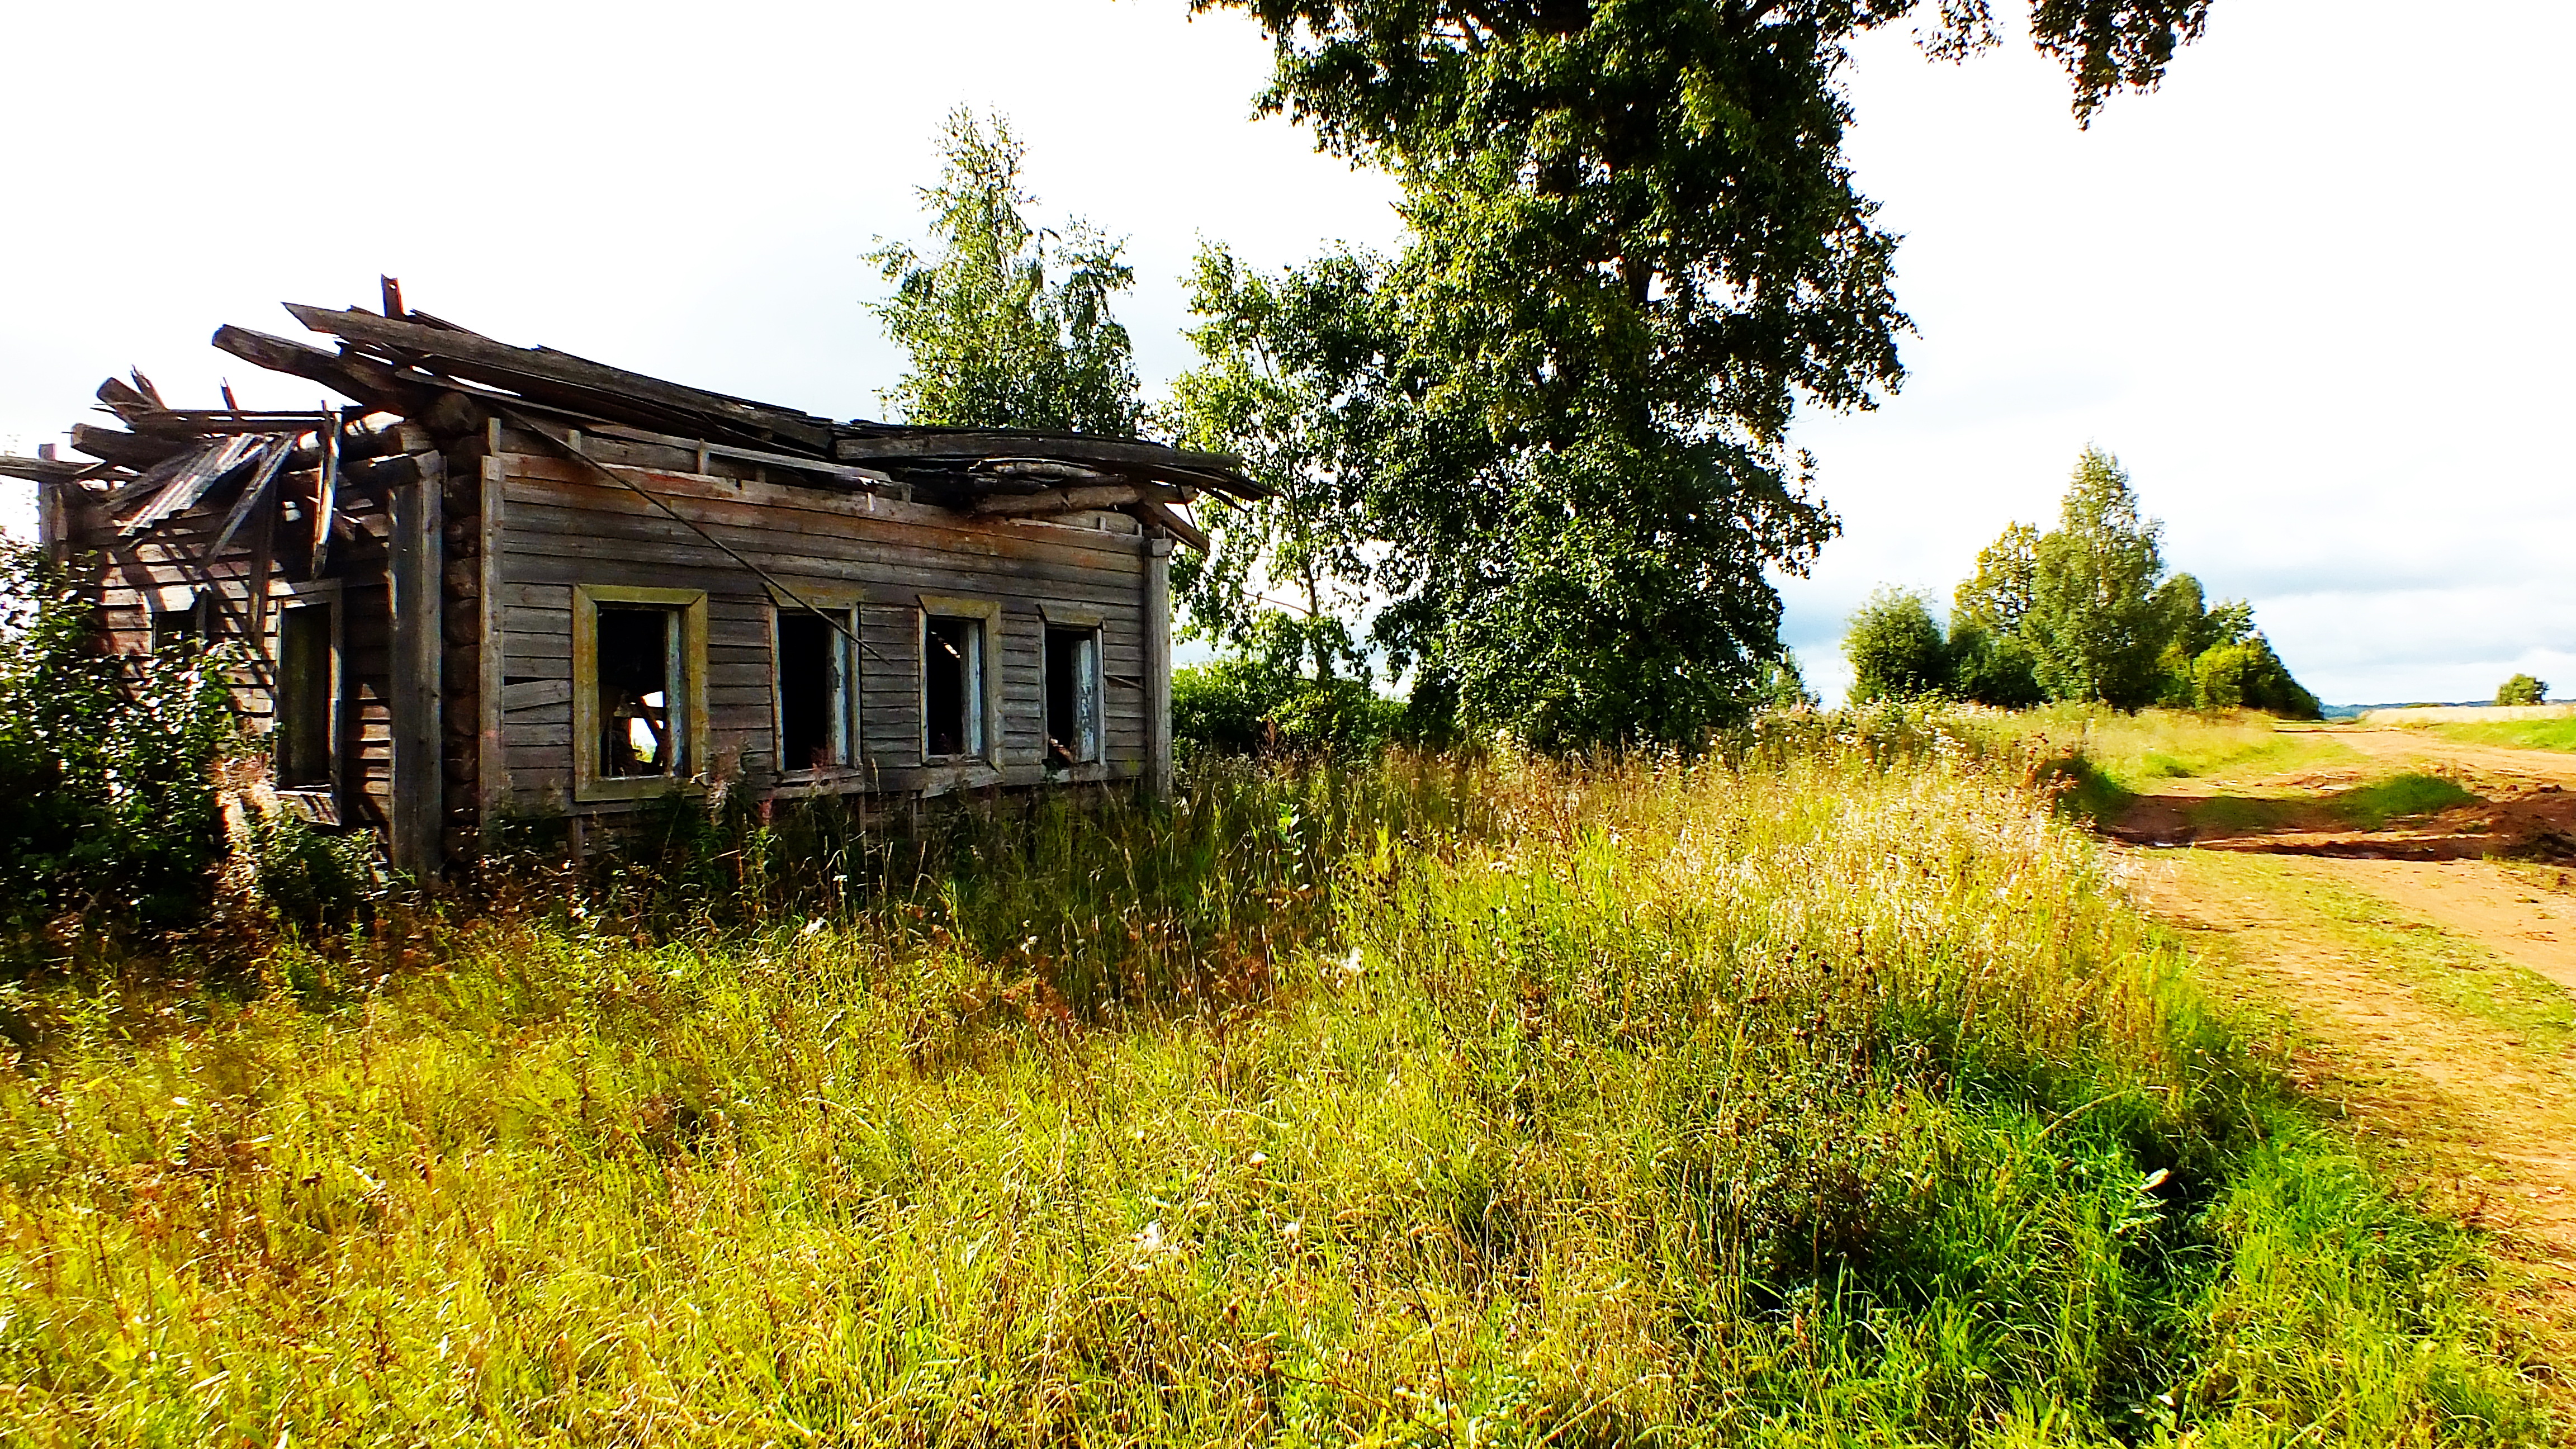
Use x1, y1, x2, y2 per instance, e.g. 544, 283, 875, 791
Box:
777, 609, 854, 773
598, 604, 682, 778
274, 603, 333, 789
1044, 626, 1101, 766
923, 613, 984, 758
151, 594, 206, 655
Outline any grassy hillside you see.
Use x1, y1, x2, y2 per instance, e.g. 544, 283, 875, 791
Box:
2426, 717, 2576, 754
0, 734, 2541, 1446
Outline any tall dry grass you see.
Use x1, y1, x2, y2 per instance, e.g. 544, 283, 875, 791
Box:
0, 733, 2540, 1445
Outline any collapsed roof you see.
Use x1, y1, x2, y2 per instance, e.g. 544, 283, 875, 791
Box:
2, 281, 1263, 551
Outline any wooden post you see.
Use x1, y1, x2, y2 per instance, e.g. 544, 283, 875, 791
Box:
477, 448, 509, 830
388, 454, 444, 877
1143, 534, 1173, 799
35, 477, 64, 568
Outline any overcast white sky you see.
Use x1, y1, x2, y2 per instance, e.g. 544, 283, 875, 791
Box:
2, 1, 2566, 705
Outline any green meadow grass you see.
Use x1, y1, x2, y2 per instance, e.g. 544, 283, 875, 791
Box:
0, 740, 2543, 1446
2331, 773, 2484, 831
2013, 706, 2354, 790
2426, 717, 2576, 755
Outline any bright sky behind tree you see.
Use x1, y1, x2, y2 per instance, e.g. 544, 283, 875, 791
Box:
2, 0, 2566, 706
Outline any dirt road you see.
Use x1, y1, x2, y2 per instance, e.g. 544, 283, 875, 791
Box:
2116, 723, 2576, 975
2118, 724, 2576, 1373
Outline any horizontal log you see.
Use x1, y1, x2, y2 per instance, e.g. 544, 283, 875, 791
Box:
0, 453, 88, 485
970, 482, 1174, 518
834, 429, 1245, 478
495, 472, 1149, 574
284, 304, 836, 453
70, 424, 190, 470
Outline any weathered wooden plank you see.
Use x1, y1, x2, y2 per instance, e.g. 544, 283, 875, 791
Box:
495, 463, 1153, 566
499, 474, 1149, 570
500, 539, 1148, 614
211, 325, 435, 417
497, 505, 1150, 593
501, 679, 573, 713
831, 430, 1242, 476
285, 306, 836, 452
478, 453, 509, 820
1143, 536, 1172, 798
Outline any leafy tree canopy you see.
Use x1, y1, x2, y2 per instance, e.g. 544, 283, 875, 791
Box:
1954, 522, 2040, 638
2022, 447, 2168, 709
1933, 448, 2318, 717
1175, 0, 2213, 747
1843, 589, 1948, 703
868, 109, 1142, 435
2498, 674, 2549, 707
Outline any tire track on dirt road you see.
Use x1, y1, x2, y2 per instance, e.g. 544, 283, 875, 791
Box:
2116, 726, 2576, 1391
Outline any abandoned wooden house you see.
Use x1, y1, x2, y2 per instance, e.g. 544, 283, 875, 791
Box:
1, 282, 1261, 875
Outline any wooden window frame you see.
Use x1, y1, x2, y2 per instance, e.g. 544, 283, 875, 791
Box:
918, 594, 1001, 766
571, 583, 710, 803
1040, 606, 1105, 770
767, 588, 863, 784
267, 578, 344, 807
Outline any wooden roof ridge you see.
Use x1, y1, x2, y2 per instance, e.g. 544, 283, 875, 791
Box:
29, 288, 1264, 550
277, 299, 1264, 498
281, 303, 840, 453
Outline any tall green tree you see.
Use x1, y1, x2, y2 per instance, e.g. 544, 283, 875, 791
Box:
1952, 448, 2317, 717
1162, 245, 1384, 685
1178, 0, 2213, 747
2020, 447, 2169, 709
867, 108, 1141, 435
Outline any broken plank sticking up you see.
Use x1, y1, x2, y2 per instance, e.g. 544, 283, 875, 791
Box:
120, 434, 264, 538
309, 418, 339, 576
206, 434, 300, 556
94, 376, 160, 424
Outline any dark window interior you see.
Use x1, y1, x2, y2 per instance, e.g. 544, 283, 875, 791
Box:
151, 598, 205, 655
275, 604, 332, 789
1044, 627, 1099, 766
598, 605, 678, 778
777, 610, 842, 772
924, 614, 979, 757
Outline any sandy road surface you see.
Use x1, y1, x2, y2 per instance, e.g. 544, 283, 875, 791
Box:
2119, 725, 2576, 1378
2317, 723, 2576, 790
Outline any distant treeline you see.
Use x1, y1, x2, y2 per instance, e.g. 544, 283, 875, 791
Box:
1846, 449, 2319, 718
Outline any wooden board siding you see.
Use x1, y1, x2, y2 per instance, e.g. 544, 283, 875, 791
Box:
487, 451, 1159, 815
69, 468, 404, 828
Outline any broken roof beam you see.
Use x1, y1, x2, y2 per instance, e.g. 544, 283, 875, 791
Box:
68, 423, 191, 469
574, 420, 893, 489
130, 409, 339, 438
0, 453, 89, 485
212, 324, 441, 416
1129, 498, 1211, 553
94, 377, 162, 424
282, 304, 837, 453
970, 481, 1190, 518
120, 434, 268, 538
833, 429, 1254, 485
